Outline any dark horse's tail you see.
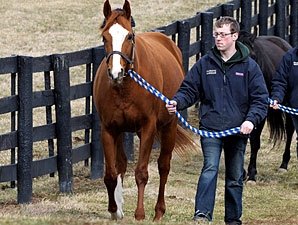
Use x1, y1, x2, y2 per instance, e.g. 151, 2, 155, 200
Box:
238, 31, 292, 146
256, 35, 291, 146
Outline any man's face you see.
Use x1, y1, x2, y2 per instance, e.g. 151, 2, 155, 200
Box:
213, 24, 237, 52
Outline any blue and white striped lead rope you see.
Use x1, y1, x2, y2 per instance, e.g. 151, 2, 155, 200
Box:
128, 70, 298, 137
128, 69, 240, 138
268, 98, 298, 115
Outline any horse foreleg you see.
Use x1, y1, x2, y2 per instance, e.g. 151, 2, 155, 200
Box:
279, 115, 295, 170
101, 129, 123, 220
134, 123, 156, 221
112, 134, 127, 219
153, 124, 176, 221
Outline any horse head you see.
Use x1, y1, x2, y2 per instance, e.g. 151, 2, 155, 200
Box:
238, 30, 257, 60
101, 0, 135, 84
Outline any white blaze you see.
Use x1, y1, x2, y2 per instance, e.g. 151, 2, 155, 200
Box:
109, 23, 129, 79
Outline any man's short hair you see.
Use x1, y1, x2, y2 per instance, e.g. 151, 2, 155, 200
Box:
214, 16, 240, 33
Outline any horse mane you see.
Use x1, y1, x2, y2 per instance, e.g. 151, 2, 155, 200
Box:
238, 30, 257, 49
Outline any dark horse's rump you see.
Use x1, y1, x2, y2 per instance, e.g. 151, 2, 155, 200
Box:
238, 31, 293, 182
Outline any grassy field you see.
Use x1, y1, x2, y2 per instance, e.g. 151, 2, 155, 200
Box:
1, 0, 298, 225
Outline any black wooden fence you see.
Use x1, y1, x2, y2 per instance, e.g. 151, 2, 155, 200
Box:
0, 0, 297, 204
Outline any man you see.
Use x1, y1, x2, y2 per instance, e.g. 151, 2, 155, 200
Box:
166, 17, 268, 224
270, 46, 298, 149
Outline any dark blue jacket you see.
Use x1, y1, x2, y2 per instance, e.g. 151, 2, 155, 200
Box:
173, 41, 268, 132
271, 47, 298, 108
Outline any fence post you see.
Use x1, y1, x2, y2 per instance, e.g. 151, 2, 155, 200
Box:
201, 12, 214, 56
17, 56, 33, 204
177, 20, 191, 72
195, 13, 201, 62
275, 0, 286, 39
290, 0, 298, 47
259, 0, 269, 35
177, 20, 191, 121
53, 54, 73, 193
222, 3, 234, 17
91, 46, 105, 179
240, 0, 252, 32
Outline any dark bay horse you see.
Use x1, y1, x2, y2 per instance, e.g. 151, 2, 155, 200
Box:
238, 31, 294, 182
93, 0, 197, 221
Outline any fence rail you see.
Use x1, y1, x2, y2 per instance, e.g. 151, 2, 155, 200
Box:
0, 0, 297, 204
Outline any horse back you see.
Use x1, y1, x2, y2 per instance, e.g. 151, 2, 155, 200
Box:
253, 36, 291, 85
134, 32, 184, 100
259, 36, 292, 53
255, 36, 291, 66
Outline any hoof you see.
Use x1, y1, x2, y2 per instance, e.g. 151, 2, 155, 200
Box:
110, 209, 124, 220
246, 180, 257, 185
278, 168, 288, 173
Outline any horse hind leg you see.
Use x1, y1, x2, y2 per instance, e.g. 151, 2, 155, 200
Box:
296, 137, 298, 159
247, 119, 265, 183
134, 122, 156, 220
153, 123, 176, 221
279, 114, 294, 171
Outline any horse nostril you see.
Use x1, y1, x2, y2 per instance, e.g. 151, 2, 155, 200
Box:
119, 68, 124, 77
107, 68, 113, 78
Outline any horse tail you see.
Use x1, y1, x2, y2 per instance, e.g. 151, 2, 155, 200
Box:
173, 125, 200, 157
266, 107, 286, 146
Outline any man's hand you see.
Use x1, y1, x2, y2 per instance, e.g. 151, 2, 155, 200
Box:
240, 121, 254, 134
165, 100, 177, 114
269, 99, 279, 110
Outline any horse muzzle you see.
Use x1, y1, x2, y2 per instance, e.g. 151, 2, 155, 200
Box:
107, 68, 126, 84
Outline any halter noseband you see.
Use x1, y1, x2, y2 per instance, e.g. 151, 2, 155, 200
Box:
106, 50, 134, 65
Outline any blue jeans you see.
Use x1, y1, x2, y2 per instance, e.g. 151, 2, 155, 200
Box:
194, 136, 247, 223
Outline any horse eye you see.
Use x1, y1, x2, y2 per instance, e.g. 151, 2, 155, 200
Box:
127, 34, 133, 41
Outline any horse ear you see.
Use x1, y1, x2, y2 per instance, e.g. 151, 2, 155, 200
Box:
123, 0, 131, 19
103, 0, 112, 19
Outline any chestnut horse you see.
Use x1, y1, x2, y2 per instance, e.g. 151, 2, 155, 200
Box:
93, 0, 196, 221
238, 31, 294, 182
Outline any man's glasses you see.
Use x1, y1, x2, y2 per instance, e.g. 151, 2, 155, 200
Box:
213, 32, 235, 38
